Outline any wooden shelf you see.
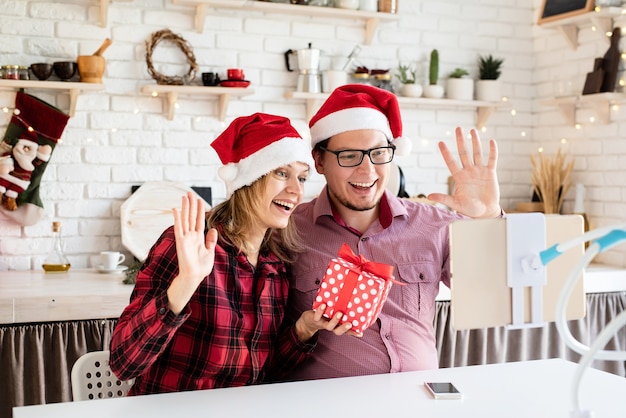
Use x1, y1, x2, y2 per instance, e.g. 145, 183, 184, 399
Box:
0, 79, 105, 117
172, 0, 399, 44
539, 6, 625, 49
141, 84, 254, 121
285, 91, 503, 128
542, 92, 626, 126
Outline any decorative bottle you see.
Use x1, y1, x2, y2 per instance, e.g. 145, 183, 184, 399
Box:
573, 184, 590, 248
42, 221, 71, 273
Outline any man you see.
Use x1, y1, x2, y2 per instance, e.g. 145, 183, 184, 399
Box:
284, 84, 501, 380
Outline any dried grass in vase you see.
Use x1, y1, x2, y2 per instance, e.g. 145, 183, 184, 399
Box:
530, 149, 574, 214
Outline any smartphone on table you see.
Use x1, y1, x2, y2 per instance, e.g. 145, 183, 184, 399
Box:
424, 381, 463, 400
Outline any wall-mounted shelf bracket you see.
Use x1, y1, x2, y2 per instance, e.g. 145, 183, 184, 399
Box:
0, 79, 104, 117
542, 92, 626, 126
284, 91, 327, 121
141, 84, 254, 121
539, 7, 624, 50
557, 24, 578, 50
99, 0, 133, 27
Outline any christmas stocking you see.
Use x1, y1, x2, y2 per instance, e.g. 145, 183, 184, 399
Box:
0, 92, 70, 226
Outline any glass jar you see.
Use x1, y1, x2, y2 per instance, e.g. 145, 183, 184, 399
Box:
373, 73, 393, 92
378, 0, 397, 13
18, 66, 29, 80
350, 72, 371, 84
2, 65, 19, 80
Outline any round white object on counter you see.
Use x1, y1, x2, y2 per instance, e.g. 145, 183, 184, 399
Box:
120, 181, 211, 262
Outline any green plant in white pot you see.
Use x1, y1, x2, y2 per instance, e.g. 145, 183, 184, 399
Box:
476, 54, 504, 102
446, 67, 474, 101
423, 49, 444, 98
395, 64, 422, 97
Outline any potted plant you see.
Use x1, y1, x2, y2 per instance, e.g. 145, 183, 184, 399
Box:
446, 67, 474, 100
395, 64, 422, 97
423, 49, 444, 98
476, 54, 504, 101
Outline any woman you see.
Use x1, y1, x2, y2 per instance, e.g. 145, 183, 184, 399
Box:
109, 113, 350, 396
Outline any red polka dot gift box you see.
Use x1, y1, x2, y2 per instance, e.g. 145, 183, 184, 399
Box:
312, 244, 396, 334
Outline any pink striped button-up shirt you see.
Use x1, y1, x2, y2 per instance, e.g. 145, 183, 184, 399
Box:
284, 188, 465, 381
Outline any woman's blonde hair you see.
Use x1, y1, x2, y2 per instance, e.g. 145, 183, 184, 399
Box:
207, 174, 302, 263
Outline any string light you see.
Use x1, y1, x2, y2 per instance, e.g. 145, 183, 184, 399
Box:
6, 108, 62, 142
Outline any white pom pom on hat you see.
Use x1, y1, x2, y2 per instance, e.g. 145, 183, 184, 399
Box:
211, 113, 314, 198
308, 84, 412, 156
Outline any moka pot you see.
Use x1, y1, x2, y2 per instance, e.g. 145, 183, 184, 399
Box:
284, 43, 321, 93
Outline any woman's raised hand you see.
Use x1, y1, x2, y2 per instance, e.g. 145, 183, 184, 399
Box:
167, 192, 218, 314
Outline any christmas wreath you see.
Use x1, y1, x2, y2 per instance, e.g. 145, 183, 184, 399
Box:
145, 29, 198, 85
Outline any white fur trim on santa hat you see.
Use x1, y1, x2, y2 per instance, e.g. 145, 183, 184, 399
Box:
393, 135, 412, 155
310, 107, 392, 146
219, 136, 314, 198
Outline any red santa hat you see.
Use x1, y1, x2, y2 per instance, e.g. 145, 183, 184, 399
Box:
211, 113, 314, 197
308, 84, 412, 155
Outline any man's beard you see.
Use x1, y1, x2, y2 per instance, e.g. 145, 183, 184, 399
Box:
329, 189, 378, 212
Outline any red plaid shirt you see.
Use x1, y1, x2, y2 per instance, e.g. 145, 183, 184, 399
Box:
110, 226, 315, 395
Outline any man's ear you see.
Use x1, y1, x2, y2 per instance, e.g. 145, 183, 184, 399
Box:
312, 150, 325, 174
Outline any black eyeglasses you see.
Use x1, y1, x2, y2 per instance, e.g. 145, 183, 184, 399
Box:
320, 145, 396, 167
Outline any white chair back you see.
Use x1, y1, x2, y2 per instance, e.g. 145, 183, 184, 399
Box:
70, 350, 134, 401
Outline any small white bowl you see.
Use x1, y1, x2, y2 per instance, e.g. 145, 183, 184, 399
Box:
336, 0, 359, 9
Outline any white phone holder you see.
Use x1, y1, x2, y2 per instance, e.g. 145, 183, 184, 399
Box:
505, 212, 547, 329
508, 217, 626, 417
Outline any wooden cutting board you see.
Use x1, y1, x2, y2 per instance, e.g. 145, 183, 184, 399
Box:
120, 182, 211, 261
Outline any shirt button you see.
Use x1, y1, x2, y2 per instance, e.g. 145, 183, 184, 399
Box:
360, 237, 368, 242
315, 280, 320, 285
158, 307, 167, 315
385, 334, 391, 340
419, 273, 424, 280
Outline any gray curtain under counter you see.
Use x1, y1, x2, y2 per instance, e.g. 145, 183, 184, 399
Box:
1, 319, 118, 418
435, 292, 626, 376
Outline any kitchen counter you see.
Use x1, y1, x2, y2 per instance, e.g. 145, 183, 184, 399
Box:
1, 263, 625, 324
0, 269, 133, 324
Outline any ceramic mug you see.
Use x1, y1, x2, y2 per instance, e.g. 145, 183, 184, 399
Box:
100, 251, 125, 270
227, 68, 245, 80
202, 72, 219, 86
322, 70, 347, 93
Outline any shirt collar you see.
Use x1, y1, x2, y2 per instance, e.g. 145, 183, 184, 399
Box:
313, 186, 408, 232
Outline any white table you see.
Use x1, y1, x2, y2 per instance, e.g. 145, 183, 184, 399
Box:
12, 359, 626, 418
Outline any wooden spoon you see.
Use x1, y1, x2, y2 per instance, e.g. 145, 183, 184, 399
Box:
92, 38, 112, 57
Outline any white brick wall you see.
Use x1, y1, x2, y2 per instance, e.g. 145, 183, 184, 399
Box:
3, 0, 618, 271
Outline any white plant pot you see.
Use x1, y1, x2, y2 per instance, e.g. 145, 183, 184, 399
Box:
446, 78, 474, 101
423, 84, 444, 99
400, 83, 423, 98
475, 79, 502, 102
